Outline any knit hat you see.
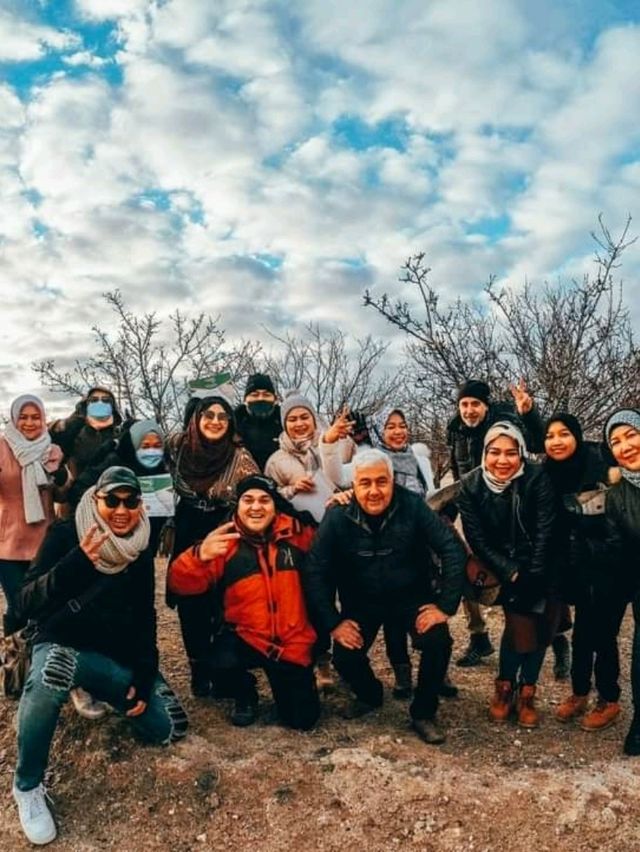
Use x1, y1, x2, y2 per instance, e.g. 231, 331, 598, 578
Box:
95, 466, 141, 495
245, 373, 276, 397
236, 474, 280, 502
280, 390, 317, 428
457, 379, 491, 405
604, 409, 640, 446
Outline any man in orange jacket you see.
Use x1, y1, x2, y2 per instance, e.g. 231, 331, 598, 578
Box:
168, 474, 320, 729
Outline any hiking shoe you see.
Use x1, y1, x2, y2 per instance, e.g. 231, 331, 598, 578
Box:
70, 688, 109, 720
13, 783, 57, 846
552, 634, 571, 681
392, 663, 412, 700
555, 694, 588, 723
580, 700, 620, 732
438, 675, 459, 699
231, 699, 258, 727
489, 679, 514, 722
517, 684, 539, 728
457, 633, 494, 667
412, 718, 446, 745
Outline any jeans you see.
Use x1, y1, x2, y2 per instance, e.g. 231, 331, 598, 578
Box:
0, 559, 29, 635
332, 608, 452, 720
572, 584, 628, 701
15, 642, 188, 791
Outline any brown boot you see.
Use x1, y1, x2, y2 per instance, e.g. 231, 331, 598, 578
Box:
555, 693, 588, 723
580, 699, 621, 731
489, 679, 513, 722
517, 684, 539, 728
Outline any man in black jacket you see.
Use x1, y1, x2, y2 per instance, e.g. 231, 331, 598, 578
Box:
447, 378, 546, 667
234, 373, 282, 471
303, 449, 466, 744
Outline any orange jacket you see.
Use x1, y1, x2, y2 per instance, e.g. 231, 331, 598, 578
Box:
168, 514, 317, 667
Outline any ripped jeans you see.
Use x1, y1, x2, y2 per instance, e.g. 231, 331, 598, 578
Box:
15, 642, 188, 791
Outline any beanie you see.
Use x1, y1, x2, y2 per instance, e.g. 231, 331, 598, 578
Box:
457, 379, 491, 405
245, 373, 276, 397
280, 390, 317, 428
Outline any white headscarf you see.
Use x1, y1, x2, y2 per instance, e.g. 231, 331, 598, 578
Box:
481, 421, 526, 494
3, 394, 56, 524
75, 486, 151, 574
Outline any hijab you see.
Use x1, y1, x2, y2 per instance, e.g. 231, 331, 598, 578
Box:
371, 406, 424, 496
481, 421, 526, 494
179, 395, 237, 495
543, 412, 585, 495
605, 408, 640, 489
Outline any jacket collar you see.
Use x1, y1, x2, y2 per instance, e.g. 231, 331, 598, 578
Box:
344, 493, 398, 533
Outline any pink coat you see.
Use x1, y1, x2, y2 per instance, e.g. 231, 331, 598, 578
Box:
0, 437, 62, 561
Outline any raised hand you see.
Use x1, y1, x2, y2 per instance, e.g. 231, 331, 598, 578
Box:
80, 524, 110, 565
199, 521, 241, 561
323, 406, 356, 444
509, 378, 533, 415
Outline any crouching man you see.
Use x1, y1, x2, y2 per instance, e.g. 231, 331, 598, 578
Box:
303, 449, 466, 744
168, 474, 320, 731
13, 467, 188, 847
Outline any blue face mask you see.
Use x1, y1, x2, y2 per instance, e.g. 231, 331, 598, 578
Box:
136, 448, 164, 469
86, 400, 113, 420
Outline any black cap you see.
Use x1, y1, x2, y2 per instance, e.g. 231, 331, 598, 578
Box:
95, 466, 141, 495
457, 379, 491, 405
236, 474, 280, 501
245, 373, 276, 397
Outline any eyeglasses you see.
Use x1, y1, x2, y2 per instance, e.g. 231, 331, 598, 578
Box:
201, 411, 229, 423
98, 493, 141, 509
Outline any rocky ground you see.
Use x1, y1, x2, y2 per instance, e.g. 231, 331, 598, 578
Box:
2, 564, 640, 852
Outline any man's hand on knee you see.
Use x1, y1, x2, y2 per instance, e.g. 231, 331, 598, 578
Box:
331, 619, 363, 650
415, 605, 448, 635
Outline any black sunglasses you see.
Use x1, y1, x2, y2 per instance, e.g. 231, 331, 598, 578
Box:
98, 492, 141, 510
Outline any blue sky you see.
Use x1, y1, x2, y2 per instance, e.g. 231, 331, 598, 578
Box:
0, 0, 639, 405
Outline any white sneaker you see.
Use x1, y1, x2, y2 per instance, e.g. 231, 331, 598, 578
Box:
70, 687, 109, 720
13, 783, 57, 845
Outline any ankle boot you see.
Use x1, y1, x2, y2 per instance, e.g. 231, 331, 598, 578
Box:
489, 679, 513, 722
517, 684, 539, 728
392, 663, 412, 699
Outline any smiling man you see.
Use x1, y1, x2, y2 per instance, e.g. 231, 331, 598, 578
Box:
168, 474, 320, 731
303, 449, 466, 744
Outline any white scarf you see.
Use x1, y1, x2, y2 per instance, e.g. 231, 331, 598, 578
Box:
4, 395, 54, 524
75, 486, 151, 575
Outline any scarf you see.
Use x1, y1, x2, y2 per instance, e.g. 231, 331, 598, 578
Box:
278, 429, 321, 472
605, 408, 640, 489
75, 486, 150, 574
178, 396, 237, 495
4, 395, 56, 524
481, 421, 526, 494
543, 412, 586, 495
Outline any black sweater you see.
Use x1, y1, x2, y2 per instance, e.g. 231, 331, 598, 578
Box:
16, 522, 158, 702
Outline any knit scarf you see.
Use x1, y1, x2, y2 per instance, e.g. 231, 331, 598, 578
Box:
605, 408, 640, 489
481, 421, 526, 494
75, 486, 150, 574
4, 395, 55, 524
278, 429, 321, 472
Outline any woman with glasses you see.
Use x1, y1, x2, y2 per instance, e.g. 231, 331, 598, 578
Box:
167, 394, 258, 697
11, 466, 187, 847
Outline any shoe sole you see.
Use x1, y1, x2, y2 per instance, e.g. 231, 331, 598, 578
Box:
517, 720, 539, 728
580, 716, 620, 732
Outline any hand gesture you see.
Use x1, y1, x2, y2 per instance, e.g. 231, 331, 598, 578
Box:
80, 524, 110, 565
293, 475, 315, 495
509, 378, 533, 415
331, 619, 363, 650
199, 521, 241, 561
125, 686, 147, 718
415, 604, 448, 634
323, 406, 356, 445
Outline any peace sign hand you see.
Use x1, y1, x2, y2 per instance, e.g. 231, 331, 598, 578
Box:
509, 378, 533, 415
80, 524, 110, 566
323, 406, 356, 445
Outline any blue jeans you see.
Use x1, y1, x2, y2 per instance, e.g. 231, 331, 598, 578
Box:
0, 559, 29, 635
15, 642, 188, 791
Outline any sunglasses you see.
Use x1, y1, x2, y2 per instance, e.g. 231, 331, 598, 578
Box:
98, 492, 141, 509
201, 411, 229, 423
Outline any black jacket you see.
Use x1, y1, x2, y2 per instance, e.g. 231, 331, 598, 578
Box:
16, 522, 158, 702
447, 402, 544, 481
606, 478, 640, 593
458, 462, 555, 612
234, 404, 282, 471
302, 486, 466, 634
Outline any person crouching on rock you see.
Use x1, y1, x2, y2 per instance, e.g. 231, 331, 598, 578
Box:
168, 474, 320, 731
12, 466, 188, 847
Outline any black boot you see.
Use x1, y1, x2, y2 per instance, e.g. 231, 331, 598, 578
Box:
231, 698, 258, 727
190, 661, 212, 698
438, 675, 459, 698
456, 632, 494, 667
624, 715, 640, 756
392, 663, 412, 699
552, 634, 571, 681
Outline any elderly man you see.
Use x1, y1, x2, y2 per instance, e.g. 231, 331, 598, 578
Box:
303, 449, 466, 744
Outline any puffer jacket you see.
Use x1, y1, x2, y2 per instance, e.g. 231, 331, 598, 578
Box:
606, 478, 640, 593
457, 462, 556, 612
168, 513, 317, 666
303, 485, 467, 634
265, 437, 345, 501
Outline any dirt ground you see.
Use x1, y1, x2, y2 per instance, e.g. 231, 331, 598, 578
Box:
2, 562, 640, 852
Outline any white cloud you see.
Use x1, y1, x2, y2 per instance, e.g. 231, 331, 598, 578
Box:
0, 9, 79, 61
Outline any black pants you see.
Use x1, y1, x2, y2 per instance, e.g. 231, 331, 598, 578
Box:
332, 609, 452, 720
383, 616, 411, 668
211, 632, 320, 731
571, 583, 628, 702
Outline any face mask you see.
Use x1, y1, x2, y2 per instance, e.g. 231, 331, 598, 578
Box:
86, 401, 113, 420
136, 448, 164, 469
247, 400, 275, 419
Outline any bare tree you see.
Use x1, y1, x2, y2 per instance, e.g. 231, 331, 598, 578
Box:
365, 216, 639, 449
33, 290, 261, 432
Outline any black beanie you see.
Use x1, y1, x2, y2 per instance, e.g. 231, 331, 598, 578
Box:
245, 373, 276, 397
236, 474, 280, 502
544, 412, 583, 447
457, 379, 491, 405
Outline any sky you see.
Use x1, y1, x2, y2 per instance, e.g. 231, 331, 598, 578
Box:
0, 0, 639, 410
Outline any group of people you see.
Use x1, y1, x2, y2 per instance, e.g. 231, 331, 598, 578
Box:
1, 373, 639, 847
